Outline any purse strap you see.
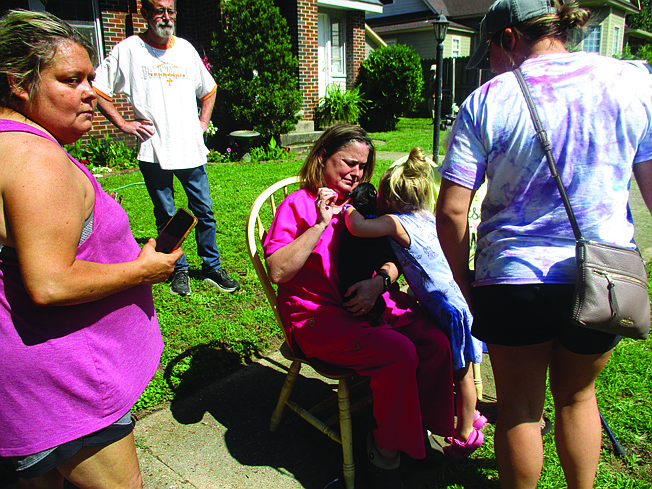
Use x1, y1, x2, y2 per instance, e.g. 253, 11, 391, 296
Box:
513, 68, 584, 242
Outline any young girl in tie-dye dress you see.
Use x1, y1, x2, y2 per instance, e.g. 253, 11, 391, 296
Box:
344, 147, 485, 459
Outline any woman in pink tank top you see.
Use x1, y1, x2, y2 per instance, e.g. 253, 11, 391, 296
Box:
0, 10, 182, 487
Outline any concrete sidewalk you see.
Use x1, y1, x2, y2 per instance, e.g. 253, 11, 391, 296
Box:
135, 351, 497, 489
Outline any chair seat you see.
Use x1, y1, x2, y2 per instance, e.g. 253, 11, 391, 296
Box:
280, 341, 355, 380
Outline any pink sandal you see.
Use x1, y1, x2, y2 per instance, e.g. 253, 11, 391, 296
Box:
473, 410, 488, 430
445, 410, 488, 444
444, 428, 484, 460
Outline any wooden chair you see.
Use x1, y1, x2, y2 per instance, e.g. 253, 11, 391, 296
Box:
246, 176, 368, 489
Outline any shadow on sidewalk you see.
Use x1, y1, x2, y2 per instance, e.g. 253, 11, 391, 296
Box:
161, 349, 498, 489
168, 352, 372, 488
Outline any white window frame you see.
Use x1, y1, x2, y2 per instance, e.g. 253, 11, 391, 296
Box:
451, 37, 461, 58
330, 17, 345, 76
318, 11, 347, 98
613, 25, 621, 56
28, 0, 104, 62
583, 25, 601, 54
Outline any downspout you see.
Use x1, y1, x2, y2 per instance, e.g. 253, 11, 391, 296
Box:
365, 24, 387, 48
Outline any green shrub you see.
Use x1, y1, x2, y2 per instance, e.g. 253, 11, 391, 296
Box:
65, 135, 138, 173
633, 44, 652, 65
616, 44, 652, 66
626, 1, 652, 32
211, 0, 302, 149
356, 45, 424, 132
314, 84, 367, 128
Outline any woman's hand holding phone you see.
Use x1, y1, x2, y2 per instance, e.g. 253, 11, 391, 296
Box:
137, 239, 183, 284
133, 208, 196, 285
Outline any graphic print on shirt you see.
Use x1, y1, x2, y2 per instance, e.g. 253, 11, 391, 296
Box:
142, 61, 187, 87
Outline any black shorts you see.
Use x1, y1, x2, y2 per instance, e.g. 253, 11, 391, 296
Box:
9, 411, 134, 479
471, 283, 621, 354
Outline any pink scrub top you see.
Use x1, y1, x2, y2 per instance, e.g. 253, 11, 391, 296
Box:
263, 188, 424, 358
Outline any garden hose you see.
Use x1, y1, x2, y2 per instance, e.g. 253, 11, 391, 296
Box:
107, 182, 147, 193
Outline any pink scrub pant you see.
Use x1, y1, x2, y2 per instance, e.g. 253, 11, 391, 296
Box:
291, 296, 455, 460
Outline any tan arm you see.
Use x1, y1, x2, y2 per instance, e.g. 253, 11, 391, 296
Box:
2, 135, 181, 306
436, 178, 475, 309
634, 160, 652, 217
95, 91, 155, 141
199, 89, 217, 133
344, 207, 410, 248
266, 187, 338, 284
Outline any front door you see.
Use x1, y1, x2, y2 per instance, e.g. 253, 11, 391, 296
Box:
318, 12, 347, 99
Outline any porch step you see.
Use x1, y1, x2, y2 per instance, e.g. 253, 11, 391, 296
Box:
285, 142, 314, 155
280, 130, 323, 154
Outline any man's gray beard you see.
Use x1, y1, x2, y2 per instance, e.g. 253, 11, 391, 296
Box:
153, 23, 174, 39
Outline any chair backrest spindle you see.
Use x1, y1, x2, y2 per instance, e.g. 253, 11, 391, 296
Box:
246, 176, 301, 337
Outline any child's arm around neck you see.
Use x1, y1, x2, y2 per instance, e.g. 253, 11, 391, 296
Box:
344, 207, 411, 248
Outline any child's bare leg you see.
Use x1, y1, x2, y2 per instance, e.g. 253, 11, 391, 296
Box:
454, 364, 477, 441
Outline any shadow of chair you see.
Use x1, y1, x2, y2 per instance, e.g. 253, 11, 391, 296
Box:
246, 176, 370, 489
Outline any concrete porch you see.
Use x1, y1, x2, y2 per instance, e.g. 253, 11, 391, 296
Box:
280, 120, 323, 155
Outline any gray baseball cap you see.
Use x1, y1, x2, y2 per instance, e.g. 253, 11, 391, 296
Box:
467, 0, 557, 69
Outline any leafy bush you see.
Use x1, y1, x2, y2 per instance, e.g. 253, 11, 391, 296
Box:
314, 84, 367, 128
616, 44, 652, 66
65, 135, 138, 173
211, 0, 302, 148
356, 45, 424, 132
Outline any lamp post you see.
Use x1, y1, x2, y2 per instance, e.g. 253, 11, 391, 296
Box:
432, 13, 449, 164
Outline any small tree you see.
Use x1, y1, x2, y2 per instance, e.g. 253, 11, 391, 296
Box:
627, 0, 652, 32
356, 45, 424, 132
211, 0, 302, 148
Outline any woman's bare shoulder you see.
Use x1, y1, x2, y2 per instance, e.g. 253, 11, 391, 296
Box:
0, 132, 77, 188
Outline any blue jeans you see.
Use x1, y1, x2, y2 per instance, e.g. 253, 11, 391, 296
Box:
139, 162, 221, 273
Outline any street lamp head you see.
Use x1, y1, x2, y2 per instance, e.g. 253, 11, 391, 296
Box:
433, 13, 449, 44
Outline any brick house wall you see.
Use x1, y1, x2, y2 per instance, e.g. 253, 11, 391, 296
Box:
346, 10, 366, 91
297, 1, 319, 123
179, 0, 220, 60
293, 2, 367, 124
89, 1, 147, 145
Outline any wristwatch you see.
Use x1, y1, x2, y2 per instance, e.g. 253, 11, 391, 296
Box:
376, 270, 391, 292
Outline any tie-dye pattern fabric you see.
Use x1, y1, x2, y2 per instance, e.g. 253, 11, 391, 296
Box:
440, 52, 652, 286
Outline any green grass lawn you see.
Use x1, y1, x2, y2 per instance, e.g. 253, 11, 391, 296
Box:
97, 118, 652, 488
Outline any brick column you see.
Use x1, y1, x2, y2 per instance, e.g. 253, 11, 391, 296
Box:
87, 7, 146, 146
297, 1, 318, 122
346, 11, 366, 90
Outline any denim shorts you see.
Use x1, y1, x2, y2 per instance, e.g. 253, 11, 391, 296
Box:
9, 411, 134, 479
471, 283, 622, 354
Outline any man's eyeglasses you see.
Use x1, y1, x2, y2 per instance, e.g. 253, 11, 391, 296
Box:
148, 7, 177, 18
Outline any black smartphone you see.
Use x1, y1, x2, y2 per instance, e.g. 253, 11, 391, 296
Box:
155, 208, 197, 253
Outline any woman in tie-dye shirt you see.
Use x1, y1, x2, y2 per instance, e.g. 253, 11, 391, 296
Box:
436, 0, 652, 488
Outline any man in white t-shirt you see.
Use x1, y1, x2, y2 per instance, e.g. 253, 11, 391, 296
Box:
94, 0, 239, 297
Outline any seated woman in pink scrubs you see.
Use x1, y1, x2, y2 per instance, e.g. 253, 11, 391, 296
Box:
263, 124, 454, 489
